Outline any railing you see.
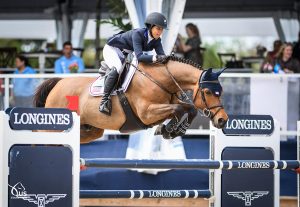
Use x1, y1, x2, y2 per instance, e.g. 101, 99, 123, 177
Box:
0, 68, 99, 73
1, 72, 300, 137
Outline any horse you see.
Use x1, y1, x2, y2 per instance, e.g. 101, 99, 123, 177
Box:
33, 56, 228, 143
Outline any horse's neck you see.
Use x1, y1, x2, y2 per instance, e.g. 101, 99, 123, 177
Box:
166, 61, 202, 87
139, 61, 202, 92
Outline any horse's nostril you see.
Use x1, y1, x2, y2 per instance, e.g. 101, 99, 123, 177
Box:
218, 118, 226, 128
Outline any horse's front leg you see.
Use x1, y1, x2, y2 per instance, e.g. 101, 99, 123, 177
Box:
170, 107, 198, 138
155, 104, 187, 139
139, 104, 189, 139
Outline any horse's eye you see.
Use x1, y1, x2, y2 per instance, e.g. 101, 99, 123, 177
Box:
205, 90, 212, 95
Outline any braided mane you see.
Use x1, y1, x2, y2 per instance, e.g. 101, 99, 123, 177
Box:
167, 55, 203, 70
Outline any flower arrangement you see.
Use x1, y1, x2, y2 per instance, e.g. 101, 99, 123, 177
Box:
69, 62, 79, 73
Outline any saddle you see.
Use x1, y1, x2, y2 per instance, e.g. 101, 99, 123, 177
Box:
90, 55, 150, 133
89, 60, 136, 96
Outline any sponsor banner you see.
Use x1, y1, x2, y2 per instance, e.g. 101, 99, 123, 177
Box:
147, 190, 181, 198
222, 115, 274, 135
237, 161, 270, 169
9, 107, 73, 130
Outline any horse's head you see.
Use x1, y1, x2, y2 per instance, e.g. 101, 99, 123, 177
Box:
194, 68, 228, 128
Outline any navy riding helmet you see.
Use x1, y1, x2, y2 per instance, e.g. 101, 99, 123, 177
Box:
145, 12, 168, 29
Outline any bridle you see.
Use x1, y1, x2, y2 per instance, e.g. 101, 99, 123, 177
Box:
193, 70, 224, 119
130, 61, 224, 120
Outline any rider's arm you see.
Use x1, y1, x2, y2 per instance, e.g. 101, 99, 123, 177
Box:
154, 39, 165, 56
132, 32, 153, 63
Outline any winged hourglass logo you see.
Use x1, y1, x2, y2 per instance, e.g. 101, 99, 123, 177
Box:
8, 182, 67, 207
227, 191, 269, 206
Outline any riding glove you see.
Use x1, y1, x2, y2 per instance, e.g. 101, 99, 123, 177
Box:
155, 55, 168, 64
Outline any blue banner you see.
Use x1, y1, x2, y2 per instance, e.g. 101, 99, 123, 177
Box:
222, 115, 274, 135
9, 107, 73, 130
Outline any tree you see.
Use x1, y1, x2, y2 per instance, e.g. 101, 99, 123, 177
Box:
98, 0, 132, 31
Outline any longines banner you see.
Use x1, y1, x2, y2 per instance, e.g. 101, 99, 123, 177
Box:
8, 107, 73, 130
222, 115, 274, 135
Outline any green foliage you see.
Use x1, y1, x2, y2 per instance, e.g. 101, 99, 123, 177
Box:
99, 17, 132, 32
202, 42, 221, 68
98, 0, 132, 31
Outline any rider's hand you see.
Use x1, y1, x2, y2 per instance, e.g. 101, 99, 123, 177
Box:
155, 55, 168, 64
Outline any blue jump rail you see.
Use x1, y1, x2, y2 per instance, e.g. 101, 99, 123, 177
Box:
80, 158, 300, 170
80, 189, 212, 199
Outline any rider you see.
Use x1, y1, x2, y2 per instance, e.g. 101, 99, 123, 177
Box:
99, 12, 168, 115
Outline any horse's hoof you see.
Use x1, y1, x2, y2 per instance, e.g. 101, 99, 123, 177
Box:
154, 124, 165, 135
162, 133, 172, 139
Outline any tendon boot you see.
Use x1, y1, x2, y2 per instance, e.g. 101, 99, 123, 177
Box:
99, 68, 119, 115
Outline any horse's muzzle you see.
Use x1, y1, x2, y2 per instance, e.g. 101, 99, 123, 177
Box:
217, 117, 227, 128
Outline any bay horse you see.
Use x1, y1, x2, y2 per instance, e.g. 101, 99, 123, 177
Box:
33, 56, 228, 143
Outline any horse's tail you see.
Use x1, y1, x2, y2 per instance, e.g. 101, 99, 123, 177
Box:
33, 78, 62, 107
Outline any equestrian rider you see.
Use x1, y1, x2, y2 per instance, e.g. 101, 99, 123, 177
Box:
99, 12, 168, 115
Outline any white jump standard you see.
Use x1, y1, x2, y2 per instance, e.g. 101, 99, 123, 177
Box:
0, 108, 299, 207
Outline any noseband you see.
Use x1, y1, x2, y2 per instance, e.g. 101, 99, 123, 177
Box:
194, 71, 224, 120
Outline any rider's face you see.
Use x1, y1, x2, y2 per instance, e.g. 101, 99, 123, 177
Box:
151, 26, 163, 39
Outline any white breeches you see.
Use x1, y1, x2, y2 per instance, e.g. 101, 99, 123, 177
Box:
103, 44, 124, 73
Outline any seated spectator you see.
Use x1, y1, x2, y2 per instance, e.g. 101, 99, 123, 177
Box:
260, 40, 282, 73
177, 23, 202, 65
55, 41, 85, 73
273, 42, 300, 73
293, 31, 300, 62
12, 55, 37, 107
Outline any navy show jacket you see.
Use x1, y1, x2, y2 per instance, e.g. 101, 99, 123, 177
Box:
107, 28, 165, 63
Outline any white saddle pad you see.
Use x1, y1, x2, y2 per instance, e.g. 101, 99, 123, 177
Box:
89, 61, 137, 96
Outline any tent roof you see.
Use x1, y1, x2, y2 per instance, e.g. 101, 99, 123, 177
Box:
0, 0, 299, 20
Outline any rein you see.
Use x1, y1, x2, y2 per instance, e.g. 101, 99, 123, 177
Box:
130, 61, 224, 120
133, 65, 176, 97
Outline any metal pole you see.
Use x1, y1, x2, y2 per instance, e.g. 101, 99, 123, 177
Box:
297, 121, 300, 207
4, 77, 9, 109
81, 158, 300, 170
80, 189, 211, 199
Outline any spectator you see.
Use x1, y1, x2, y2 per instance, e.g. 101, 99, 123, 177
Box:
268, 40, 282, 60
177, 23, 202, 65
12, 55, 37, 107
293, 31, 300, 62
260, 40, 282, 73
55, 41, 85, 73
273, 43, 300, 73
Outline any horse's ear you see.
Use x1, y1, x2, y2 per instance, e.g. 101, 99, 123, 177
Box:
202, 68, 213, 80
215, 67, 227, 77
206, 68, 213, 74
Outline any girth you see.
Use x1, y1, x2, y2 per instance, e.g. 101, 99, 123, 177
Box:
117, 90, 150, 133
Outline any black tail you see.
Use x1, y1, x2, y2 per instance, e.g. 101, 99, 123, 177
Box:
33, 78, 62, 107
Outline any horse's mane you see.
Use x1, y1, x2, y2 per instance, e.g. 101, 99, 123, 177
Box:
167, 55, 203, 70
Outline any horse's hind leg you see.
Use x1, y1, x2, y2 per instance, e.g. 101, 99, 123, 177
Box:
80, 125, 104, 144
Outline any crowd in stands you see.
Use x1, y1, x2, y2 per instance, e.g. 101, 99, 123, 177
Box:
261, 33, 300, 74
3, 26, 300, 108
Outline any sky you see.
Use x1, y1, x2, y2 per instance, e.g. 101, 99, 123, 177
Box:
0, 18, 298, 51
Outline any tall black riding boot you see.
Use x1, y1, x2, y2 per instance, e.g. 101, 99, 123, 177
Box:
99, 68, 119, 115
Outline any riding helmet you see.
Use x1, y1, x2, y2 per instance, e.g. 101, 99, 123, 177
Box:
145, 12, 168, 29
